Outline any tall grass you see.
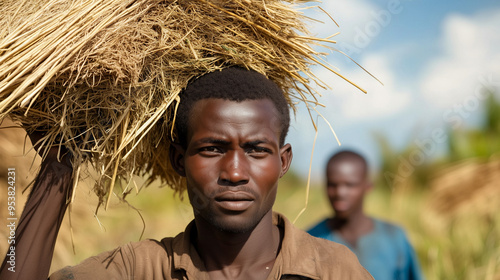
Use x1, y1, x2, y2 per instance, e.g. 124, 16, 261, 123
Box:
1, 157, 498, 278
282, 174, 500, 280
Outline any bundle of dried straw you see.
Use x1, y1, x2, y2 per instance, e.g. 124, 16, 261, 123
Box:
0, 0, 361, 209
430, 156, 500, 217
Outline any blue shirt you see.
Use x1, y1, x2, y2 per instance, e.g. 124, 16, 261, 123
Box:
308, 218, 423, 280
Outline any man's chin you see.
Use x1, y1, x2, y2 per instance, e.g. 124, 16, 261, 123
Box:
211, 217, 258, 234
207, 210, 265, 234
334, 210, 351, 219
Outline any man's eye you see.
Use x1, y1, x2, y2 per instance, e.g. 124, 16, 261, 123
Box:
199, 146, 222, 154
247, 147, 271, 155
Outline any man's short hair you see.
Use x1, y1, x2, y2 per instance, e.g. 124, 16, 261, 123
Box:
174, 67, 290, 147
327, 150, 368, 177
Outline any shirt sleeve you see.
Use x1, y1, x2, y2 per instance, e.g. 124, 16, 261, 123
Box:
49, 239, 175, 280
49, 243, 136, 280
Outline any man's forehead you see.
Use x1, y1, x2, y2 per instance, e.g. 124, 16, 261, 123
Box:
191, 97, 279, 116
187, 98, 281, 135
327, 158, 368, 179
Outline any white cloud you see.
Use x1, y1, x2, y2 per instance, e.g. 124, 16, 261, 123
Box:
288, 52, 412, 178
420, 9, 500, 109
310, 53, 412, 123
303, 0, 379, 51
321, 0, 379, 31
307, 0, 409, 59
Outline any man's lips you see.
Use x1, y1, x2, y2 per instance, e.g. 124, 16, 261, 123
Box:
215, 191, 255, 201
332, 200, 349, 211
214, 191, 255, 211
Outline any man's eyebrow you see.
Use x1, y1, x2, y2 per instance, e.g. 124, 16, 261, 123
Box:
243, 140, 272, 146
197, 138, 229, 145
195, 139, 273, 146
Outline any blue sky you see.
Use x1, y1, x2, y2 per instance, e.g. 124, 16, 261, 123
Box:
288, 0, 500, 181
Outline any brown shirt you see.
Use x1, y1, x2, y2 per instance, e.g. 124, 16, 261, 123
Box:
50, 213, 373, 280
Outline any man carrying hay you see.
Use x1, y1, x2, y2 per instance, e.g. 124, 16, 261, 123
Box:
1, 68, 374, 280
0, 0, 375, 279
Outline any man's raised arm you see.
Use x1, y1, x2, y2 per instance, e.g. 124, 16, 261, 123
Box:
0, 133, 73, 280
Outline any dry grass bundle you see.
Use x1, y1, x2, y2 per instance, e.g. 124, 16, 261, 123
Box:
0, 0, 359, 209
429, 155, 500, 217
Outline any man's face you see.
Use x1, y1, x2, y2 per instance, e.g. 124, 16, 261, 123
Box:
326, 159, 370, 219
174, 98, 292, 233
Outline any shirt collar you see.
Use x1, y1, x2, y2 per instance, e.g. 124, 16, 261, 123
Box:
172, 220, 210, 280
170, 212, 321, 280
271, 212, 322, 279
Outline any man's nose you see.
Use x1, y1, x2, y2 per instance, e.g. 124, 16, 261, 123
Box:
218, 150, 250, 185
329, 185, 347, 197
336, 185, 349, 196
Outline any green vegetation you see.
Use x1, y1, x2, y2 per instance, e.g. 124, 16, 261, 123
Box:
371, 92, 500, 280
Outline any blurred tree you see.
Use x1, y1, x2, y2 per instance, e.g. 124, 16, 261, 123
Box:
448, 92, 500, 161
375, 90, 500, 192
374, 132, 437, 192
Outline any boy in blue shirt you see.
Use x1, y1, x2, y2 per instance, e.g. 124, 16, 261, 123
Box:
308, 150, 423, 280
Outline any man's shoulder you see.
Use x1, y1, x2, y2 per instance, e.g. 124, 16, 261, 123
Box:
305, 232, 356, 259
306, 231, 342, 246
372, 218, 407, 237
370, 217, 415, 252
305, 233, 374, 279
277, 213, 353, 258
126, 233, 189, 260
278, 215, 373, 279
49, 237, 179, 280
128, 237, 174, 254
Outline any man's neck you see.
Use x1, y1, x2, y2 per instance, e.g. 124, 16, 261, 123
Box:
329, 211, 373, 248
193, 211, 282, 280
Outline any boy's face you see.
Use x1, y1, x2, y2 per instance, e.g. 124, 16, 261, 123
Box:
172, 98, 292, 233
326, 159, 371, 219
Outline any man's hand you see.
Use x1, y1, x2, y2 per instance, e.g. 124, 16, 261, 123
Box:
27, 130, 72, 168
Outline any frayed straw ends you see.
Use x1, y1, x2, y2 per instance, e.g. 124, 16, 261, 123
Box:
0, 0, 347, 208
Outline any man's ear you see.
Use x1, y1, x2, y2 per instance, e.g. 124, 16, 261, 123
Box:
169, 142, 186, 177
279, 143, 293, 178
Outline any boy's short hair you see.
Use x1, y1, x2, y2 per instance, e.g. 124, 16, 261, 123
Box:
327, 150, 368, 177
174, 67, 290, 147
